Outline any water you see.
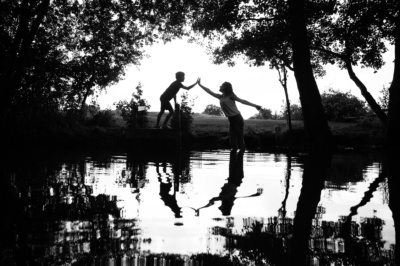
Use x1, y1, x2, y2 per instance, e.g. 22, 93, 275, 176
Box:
0, 149, 396, 265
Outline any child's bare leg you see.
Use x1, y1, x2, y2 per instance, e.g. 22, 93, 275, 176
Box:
156, 110, 164, 128
162, 111, 173, 127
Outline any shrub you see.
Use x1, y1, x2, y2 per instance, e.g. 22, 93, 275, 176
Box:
321, 88, 367, 122
114, 83, 150, 130
203, 104, 224, 116
250, 108, 273, 119
280, 103, 303, 120
171, 92, 195, 132
88, 109, 115, 127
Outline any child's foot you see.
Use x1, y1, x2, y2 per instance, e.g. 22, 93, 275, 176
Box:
162, 125, 172, 129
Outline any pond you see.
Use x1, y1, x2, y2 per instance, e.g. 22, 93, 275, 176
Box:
0, 148, 396, 265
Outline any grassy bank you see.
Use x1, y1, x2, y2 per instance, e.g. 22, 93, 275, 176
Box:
146, 112, 384, 151
6, 111, 384, 151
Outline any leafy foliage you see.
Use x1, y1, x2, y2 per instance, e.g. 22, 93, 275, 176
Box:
280, 104, 303, 121
0, 0, 191, 122
114, 83, 150, 129
187, 0, 397, 125
378, 86, 389, 112
203, 104, 224, 116
171, 92, 196, 132
321, 89, 367, 122
87, 109, 115, 128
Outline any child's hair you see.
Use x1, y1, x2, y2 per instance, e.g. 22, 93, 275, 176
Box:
222, 82, 233, 95
176, 71, 185, 78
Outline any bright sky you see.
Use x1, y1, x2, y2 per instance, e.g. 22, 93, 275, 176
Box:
96, 37, 394, 119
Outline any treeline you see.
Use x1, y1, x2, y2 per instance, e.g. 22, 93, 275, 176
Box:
204, 88, 386, 123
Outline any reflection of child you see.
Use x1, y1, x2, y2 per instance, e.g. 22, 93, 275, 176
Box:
155, 72, 198, 129
156, 162, 182, 218
195, 150, 263, 216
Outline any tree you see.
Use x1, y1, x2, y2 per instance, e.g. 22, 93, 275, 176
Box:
0, 0, 191, 122
310, 0, 392, 124
171, 92, 196, 132
0, 0, 51, 121
250, 108, 272, 120
385, 7, 400, 152
321, 89, 367, 122
287, 0, 332, 149
188, 0, 332, 149
280, 103, 303, 121
202, 104, 224, 116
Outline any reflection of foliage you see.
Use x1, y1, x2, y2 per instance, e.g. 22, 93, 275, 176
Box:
114, 83, 150, 129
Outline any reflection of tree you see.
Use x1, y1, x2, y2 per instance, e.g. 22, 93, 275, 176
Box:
171, 149, 192, 186
125, 154, 148, 193
387, 153, 400, 265
278, 154, 292, 227
289, 152, 332, 265
213, 212, 393, 266
212, 152, 394, 266
335, 165, 394, 266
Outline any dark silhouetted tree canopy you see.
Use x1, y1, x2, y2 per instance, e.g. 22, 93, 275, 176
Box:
0, 0, 191, 121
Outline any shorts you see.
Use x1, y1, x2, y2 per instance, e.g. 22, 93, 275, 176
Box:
160, 96, 173, 112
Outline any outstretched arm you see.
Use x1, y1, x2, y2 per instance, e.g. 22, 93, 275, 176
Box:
232, 94, 262, 110
198, 78, 222, 99
182, 79, 198, 90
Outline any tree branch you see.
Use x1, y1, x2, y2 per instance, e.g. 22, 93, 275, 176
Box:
310, 46, 346, 60
345, 58, 388, 123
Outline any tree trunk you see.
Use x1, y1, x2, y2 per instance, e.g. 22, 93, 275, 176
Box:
283, 82, 292, 134
345, 60, 388, 124
287, 0, 332, 150
385, 11, 400, 151
0, 0, 50, 123
276, 65, 292, 133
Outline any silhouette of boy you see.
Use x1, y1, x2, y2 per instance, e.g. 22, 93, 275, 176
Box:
155, 72, 198, 129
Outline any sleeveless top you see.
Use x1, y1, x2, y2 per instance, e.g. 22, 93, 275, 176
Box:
220, 94, 240, 117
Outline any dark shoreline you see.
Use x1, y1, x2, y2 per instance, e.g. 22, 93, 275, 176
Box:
5, 126, 384, 155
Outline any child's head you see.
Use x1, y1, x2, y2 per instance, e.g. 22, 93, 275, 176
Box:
176, 71, 185, 81
219, 82, 233, 95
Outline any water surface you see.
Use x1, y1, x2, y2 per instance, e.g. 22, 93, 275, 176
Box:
0, 149, 395, 265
